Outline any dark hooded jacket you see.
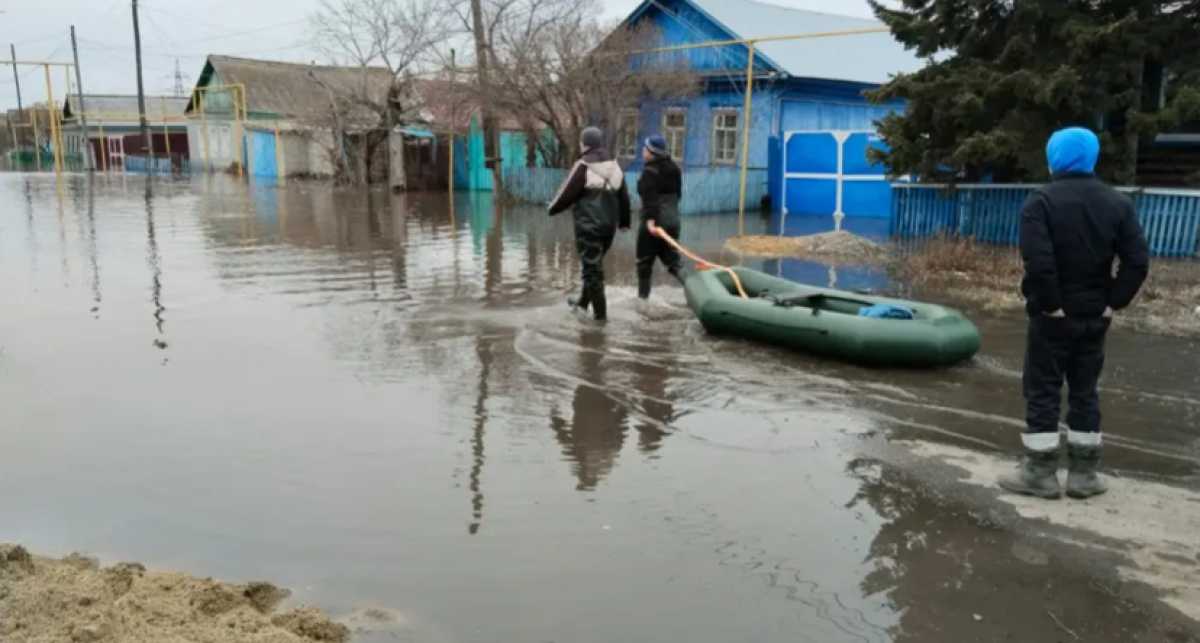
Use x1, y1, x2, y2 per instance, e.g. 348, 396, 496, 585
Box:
637, 155, 682, 227
548, 147, 632, 237
1019, 129, 1149, 318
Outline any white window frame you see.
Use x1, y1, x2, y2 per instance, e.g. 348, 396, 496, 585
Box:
662, 108, 687, 161
712, 109, 739, 165
617, 109, 639, 159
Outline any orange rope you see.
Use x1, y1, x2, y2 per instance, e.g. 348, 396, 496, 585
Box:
649, 224, 748, 299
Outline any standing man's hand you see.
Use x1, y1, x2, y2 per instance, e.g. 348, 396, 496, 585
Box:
646, 219, 657, 233
1044, 309, 1067, 318
1102, 306, 1114, 319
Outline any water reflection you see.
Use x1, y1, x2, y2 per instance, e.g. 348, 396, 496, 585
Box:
144, 182, 167, 348
848, 459, 1187, 642
84, 176, 102, 313
628, 343, 680, 454
468, 332, 491, 535
550, 329, 630, 492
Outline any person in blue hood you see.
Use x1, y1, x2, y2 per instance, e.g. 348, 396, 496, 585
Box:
999, 127, 1149, 501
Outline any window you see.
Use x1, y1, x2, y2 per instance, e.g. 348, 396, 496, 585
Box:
617, 110, 639, 159
662, 109, 687, 160
712, 110, 739, 165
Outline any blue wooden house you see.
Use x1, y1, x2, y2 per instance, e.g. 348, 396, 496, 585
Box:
617, 0, 922, 224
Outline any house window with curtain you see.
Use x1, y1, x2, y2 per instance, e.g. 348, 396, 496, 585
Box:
617, 110, 639, 159
712, 110, 739, 165
663, 108, 687, 160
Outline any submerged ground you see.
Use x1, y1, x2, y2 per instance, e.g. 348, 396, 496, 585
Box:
1, 173, 1197, 642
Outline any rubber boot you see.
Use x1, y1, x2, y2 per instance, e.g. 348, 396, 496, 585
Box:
591, 286, 607, 322
637, 276, 652, 300
998, 448, 1061, 499
1066, 445, 1108, 499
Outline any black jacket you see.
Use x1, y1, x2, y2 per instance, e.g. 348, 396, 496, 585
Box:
548, 147, 631, 237
637, 156, 682, 226
1019, 173, 1149, 318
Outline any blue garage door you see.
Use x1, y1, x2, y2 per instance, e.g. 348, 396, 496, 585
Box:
782, 131, 890, 220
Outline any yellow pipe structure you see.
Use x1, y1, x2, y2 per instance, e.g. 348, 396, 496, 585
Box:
737, 43, 755, 237
274, 121, 285, 184
44, 64, 64, 175
197, 93, 211, 172
31, 109, 42, 170
0, 59, 74, 67
98, 122, 107, 172
63, 66, 74, 170
161, 98, 172, 171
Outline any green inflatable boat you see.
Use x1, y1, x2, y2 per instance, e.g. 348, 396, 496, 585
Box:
684, 267, 981, 367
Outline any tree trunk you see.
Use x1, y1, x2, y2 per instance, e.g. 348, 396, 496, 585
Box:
1119, 57, 1146, 185
469, 0, 504, 197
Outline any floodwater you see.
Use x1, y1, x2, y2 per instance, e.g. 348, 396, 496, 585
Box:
1, 173, 1198, 643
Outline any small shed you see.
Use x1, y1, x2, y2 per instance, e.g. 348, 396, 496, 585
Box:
61, 94, 190, 172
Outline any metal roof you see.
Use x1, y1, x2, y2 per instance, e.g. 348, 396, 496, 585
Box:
62, 94, 189, 125
192, 56, 393, 122
668, 0, 924, 84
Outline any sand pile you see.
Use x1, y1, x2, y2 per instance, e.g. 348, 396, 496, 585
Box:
724, 231, 885, 262
0, 544, 348, 643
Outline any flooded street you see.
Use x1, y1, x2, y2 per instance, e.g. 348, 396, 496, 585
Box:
2, 173, 1198, 642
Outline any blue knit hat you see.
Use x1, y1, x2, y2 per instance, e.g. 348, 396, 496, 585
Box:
1046, 127, 1100, 175
645, 134, 669, 157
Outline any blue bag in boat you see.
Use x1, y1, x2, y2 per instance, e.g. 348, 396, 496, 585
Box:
858, 304, 914, 320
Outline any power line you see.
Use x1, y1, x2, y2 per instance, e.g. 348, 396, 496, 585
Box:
77, 35, 310, 59
138, 5, 307, 44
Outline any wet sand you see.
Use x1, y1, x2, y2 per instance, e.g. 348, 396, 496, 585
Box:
0, 173, 1197, 642
0, 544, 347, 642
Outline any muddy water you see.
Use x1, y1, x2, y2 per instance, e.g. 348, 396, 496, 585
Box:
1, 173, 1197, 642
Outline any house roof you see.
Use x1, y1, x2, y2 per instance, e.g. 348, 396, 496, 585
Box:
412, 79, 528, 132
630, 0, 923, 85
62, 94, 189, 124
189, 55, 394, 121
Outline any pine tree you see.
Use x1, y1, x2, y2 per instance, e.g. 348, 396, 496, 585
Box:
867, 0, 1200, 184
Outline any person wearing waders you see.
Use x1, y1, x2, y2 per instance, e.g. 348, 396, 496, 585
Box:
999, 127, 1149, 500
635, 134, 684, 299
548, 127, 631, 321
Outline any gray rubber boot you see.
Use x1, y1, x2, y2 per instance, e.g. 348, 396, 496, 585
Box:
1066, 445, 1108, 499
998, 448, 1062, 499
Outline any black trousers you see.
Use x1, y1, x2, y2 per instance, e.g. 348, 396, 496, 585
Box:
636, 221, 682, 297
575, 229, 615, 308
1023, 315, 1110, 435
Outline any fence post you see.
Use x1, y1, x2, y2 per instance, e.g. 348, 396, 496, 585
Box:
956, 188, 972, 236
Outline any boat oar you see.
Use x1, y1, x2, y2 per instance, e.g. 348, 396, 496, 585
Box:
649, 223, 748, 299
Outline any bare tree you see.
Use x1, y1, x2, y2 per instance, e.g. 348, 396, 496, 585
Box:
487, 0, 700, 168
308, 0, 453, 183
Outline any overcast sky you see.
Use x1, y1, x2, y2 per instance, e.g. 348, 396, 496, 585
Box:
0, 0, 876, 112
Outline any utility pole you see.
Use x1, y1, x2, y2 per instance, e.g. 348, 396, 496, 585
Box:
468, 0, 502, 197
70, 26, 93, 171
131, 0, 151, 162
10, 44, 24, 150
